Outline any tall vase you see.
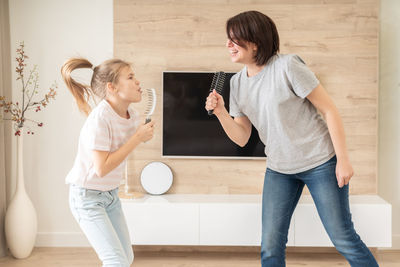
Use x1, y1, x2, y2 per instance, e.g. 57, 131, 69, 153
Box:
5, 130, 37, 259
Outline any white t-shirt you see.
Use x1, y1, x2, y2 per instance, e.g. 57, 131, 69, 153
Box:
66, 99, 141, 191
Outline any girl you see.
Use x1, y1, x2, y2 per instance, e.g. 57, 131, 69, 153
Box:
205, 11, 378, 267
61, 58, 154, 267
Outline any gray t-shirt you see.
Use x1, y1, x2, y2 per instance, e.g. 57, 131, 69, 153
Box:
229, 54, 335, 174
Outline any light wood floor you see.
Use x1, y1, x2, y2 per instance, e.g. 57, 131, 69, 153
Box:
0, 247, 399, 267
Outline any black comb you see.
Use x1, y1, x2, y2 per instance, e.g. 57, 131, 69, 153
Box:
208, 71, 226, 116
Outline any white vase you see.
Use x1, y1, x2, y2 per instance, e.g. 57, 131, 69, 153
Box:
5, 130, 37, 259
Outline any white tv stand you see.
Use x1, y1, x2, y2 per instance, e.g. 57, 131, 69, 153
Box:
121, 194, 391, 247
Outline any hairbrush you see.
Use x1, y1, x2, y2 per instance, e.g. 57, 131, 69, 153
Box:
144, 88, 156, 123
208, 71, 226, 116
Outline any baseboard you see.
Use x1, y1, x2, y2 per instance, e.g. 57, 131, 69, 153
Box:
133, 245, 340, 254
35, 232, 90, 247
133, 245, 260, 253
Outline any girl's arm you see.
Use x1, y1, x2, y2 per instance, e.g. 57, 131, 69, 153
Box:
306, 84, 354, 188
206, 90, 252, 147
92, 120, 155, 177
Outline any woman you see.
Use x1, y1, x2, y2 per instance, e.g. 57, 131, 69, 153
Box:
205, 10, 378, 267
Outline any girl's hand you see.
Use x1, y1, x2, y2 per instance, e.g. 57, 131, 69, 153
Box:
135, 120, 155, 143
205, 89, 225, 115
336, 158, 354, 188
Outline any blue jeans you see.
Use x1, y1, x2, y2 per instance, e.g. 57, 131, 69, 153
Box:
261, 156, 378, 267
69, 185, 134, 267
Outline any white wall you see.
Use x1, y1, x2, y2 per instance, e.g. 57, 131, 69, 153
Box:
8, 0, 113, 246
379, 0, 400, 249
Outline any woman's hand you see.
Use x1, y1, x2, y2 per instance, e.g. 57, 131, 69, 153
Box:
205, 89, 225, 115
204, 90, 251, 147
135, 120, 155, 143
336, 158, 354, 188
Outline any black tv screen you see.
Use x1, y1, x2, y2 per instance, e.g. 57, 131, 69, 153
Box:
162, 71, 266, 159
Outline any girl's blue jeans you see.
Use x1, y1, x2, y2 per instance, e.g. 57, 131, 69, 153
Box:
261, 156, 379, 267
69, 185, 133, 267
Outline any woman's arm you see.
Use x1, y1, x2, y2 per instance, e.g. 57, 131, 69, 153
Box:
216, 108, 252, 147
206, 90, 252, 147
92, 120, 155, 177
306, 84, 354, 188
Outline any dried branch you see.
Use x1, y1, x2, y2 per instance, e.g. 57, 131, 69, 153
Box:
0, 42, 57, 135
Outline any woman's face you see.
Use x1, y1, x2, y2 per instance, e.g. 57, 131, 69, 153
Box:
226, 39, 257, 65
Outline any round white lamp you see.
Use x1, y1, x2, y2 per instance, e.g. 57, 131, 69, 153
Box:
140, 162, 173, 195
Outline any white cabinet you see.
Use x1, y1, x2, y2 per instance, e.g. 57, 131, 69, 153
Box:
199, 203, 262, 246
122, 202, 199, 245
199, 202, 295, 246
121, 194, 391, 247
351, 202, 392, 247
294, 195, 392, 247
293, 201, 333, 246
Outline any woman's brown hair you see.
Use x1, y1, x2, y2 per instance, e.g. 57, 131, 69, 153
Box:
61, 58, 130, 116
226, 11, 280, 66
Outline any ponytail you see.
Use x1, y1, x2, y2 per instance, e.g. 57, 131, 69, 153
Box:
61, 58, 95, 116
61, 57, 131, 116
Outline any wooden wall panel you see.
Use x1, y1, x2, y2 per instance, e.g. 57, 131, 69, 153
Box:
115, 0, 378, 195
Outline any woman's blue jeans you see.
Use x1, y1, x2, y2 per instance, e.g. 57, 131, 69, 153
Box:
69, 185, 134, 267
261, 156, 378, 267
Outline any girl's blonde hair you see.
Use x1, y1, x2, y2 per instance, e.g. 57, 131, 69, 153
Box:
61, 58, 131, 116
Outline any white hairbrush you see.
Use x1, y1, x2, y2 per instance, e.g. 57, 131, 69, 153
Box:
145, 88, 156, 123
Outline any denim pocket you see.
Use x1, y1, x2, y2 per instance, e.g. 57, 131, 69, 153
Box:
310, 156, 337, 177
83, 188, 103, 198
71, 188, 102, 217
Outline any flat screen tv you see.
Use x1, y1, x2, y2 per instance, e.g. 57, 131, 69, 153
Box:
162, 71, 266, 159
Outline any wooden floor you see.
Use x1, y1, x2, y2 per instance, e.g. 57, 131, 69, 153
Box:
0, 247, 399, 267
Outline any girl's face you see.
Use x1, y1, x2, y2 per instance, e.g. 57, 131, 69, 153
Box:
226, 39, 257, 65
114, 66, 142, 103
